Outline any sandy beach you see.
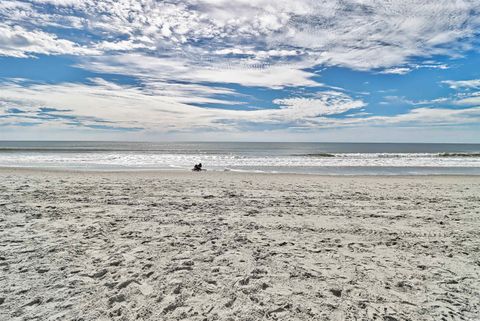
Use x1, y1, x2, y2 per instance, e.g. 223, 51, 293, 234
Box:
0, 169, 479, 321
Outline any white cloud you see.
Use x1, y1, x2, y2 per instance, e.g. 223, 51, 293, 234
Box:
0, 80, 362, 131
271, 93, 365, 119
30, 0, 84, 6
0, 1, 31, 11
1, 0, 478, 73
369, 107, 480, 126
78, 54, 321, 89
454, 95, 480, 106
442, 79, 480, 90
214, 48, 302, 59
379, 67, 412, 75
3, 79, 479, 135
94, 40, 154, 52
0, 23, 97, 57
437, 79, 480, 106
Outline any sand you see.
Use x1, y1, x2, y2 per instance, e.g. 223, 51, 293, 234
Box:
0, 169, 479, 321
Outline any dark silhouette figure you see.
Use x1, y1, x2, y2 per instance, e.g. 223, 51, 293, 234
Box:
192, 163, 203, 171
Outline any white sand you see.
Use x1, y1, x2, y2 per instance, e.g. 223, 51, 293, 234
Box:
0, 169, 479, 321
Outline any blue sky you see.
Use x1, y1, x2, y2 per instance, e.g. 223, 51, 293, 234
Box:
0, 0, 479, 142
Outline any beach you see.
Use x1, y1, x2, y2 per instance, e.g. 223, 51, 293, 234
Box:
0, 169, 479, 321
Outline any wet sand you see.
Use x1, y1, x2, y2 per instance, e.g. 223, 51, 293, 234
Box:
0, 169, 479, 321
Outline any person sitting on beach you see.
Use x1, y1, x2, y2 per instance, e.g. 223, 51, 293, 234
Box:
193, 163, 202, 171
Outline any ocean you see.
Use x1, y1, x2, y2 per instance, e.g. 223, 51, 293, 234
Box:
0, 141, 479, 175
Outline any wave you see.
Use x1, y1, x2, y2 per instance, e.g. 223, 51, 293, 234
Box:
0, 148, 124, 153
292, 153, 336, 157
297, 152, 480, 158
0, 148, 219, 154
438, 153, 480, 158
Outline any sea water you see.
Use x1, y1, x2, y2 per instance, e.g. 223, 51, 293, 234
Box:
0, 141, 479, 175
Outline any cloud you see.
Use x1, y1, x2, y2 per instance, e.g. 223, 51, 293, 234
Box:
298, 106, 480, 130
437, 79, 480, 106
30, 0, 84, 6
379, 62, 450, 75
379, 67, 412, 75
0, 23, 97, 57
0, 79, 364, 131
369, 107, 480, 126
271, 93, 365, 119
442, 79, 480, 90
454, 94, 480, 106
78, 54, 321, 89
2, 79, 479, 135
1, 0, 479, 72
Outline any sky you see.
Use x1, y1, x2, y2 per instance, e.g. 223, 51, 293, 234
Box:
0, 0, 480, 142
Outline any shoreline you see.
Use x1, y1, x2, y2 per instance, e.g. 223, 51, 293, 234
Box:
1, 166, 480, 179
